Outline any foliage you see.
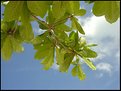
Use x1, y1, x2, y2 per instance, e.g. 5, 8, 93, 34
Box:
1, 1, 120, 80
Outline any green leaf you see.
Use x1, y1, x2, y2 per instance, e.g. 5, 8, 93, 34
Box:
46, 7, 55, 24
34, 43, 52, 60
53, 13, 69, 27
92, 1, 106, 16
1, 21, 16, 33
83, 58, 96, 70
74, 9, 86, 16
72, 64, 86, 80
72, 17, 85, 35
79, 47, 97, 58
92, 1, 120, 23
13, 26, 23, 43
19, 24, 34, 42
27, 1, 49, 18
105, 1, 120, 23
1, 35, 13, 60
55, 24, 72, 32
64, 31, 79, 49
59, 53, 74, 72
79, 37, 86, 47
71, 66, 77, 76
71, 61, 77, 65
1, 32, 7, 49
65, 1, 80, 14
19, 2, 34, 42
33, 32, 53, 60
54, 30, 68, 43
35, 49, 49, 60
31, 32, 49, 45
56, 48, 66, 65
11, 37, 24, 53
41, 47, 54, 70
69, 31, 75, 39
86, 44, 98, 47
77, 65, 86, 80
52, 1, 66, 20
73, 32, 80, 51
31, 36, 42, 45
3, 1, 24, 22
71, 64, 86, 80
1, 22, 8, 32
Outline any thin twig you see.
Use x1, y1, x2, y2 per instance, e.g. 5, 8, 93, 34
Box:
31, 14, 49, 28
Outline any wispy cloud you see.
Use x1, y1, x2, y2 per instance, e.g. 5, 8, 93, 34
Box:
96, 62, 113, 74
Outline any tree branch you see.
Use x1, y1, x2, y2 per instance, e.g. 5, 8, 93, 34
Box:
31, 14, 81, 57
31, 14, 49, 28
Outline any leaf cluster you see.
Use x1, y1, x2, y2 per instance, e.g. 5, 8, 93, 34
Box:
1, 1, 120, 80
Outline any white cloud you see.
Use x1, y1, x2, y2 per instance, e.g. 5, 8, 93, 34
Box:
96, 62, 113, 74
78, 16, 120, 61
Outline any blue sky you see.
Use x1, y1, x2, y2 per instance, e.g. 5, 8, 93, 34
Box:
1, 1, 120, 90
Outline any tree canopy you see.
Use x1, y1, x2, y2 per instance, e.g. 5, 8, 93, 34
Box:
1, 1, 120, 80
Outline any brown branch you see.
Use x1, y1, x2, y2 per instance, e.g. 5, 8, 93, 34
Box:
31, 14, 49, 28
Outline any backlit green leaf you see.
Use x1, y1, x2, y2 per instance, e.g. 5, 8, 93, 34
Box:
105, 1, 120, 23
59, 53, 74, 72
1, 35, 13, 60
77, 65, 86, 80
56, 48, 66, 65
19, 24, 34, 42
41, 47, 54, 70
79, 47, 97, 58
3, 1, 24, 22
92, 1, 120, 23
54, 30, 68, 43
71, 66, 77, 76
1, 32, 7, 49
52, 1, 66, 20
83, 58, 96, 70
20, 2, 34, 42
27, 1, 49, 18
31, 31, 49, 45
72, 17, 85, 35
1, 22, 8, 32
79, 37, 86, 47
11, 37, 24, 53
65, 1, 80, 14
46, 7, 55, 24
34, 43, 52, 60
55, 24, 72, 32
74, 9, 86, 16
86, 44, 98, 47
92, 1, 106, 16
